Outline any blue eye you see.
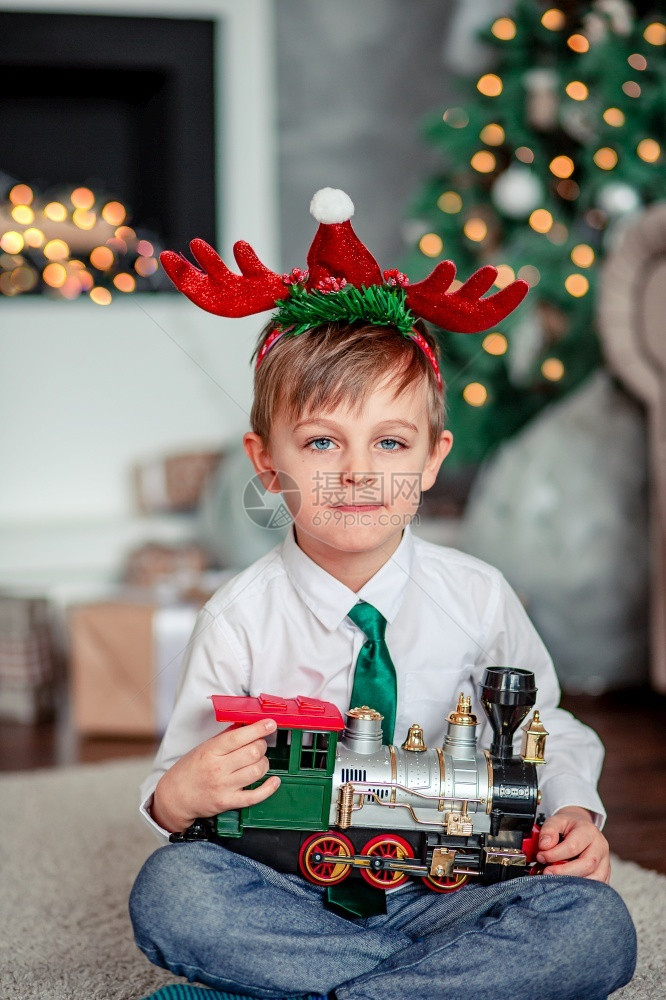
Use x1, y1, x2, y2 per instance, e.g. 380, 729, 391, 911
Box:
378, 439, 402, 451
308, 438, 335, 450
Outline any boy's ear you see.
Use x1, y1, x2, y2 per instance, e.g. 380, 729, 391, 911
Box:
243, 432, 281, 493
421, 430, 454, 492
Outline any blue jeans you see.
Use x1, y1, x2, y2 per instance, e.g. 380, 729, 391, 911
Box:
129, 842, 636, 1000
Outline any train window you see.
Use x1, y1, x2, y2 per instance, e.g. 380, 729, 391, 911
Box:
266, 728, 291, 771
299, 731, 330, 770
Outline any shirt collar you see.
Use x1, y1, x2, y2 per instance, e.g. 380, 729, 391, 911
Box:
281, 523, 414, 631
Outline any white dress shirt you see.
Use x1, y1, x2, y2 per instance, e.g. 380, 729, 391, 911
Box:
141, 524, 605, 838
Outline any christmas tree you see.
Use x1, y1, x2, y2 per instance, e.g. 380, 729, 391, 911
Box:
402, 0, 666, 468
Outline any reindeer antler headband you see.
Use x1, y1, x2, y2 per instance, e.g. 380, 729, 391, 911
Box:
160, 188, 529, 389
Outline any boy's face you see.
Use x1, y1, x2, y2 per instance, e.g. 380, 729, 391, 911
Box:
244, 377, 453, 578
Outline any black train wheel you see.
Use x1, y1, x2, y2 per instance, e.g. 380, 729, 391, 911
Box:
298, 832, 354, 886
422, 872, 469, 893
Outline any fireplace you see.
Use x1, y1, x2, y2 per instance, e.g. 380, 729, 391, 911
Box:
0, 9, 217, 298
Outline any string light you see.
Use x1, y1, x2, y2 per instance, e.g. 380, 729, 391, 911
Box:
557, 179, 579, 200
463, 382, 488, 406
549, 155, 575, 178
90, 246, 114, 270
644, 22, 666, 45
437, 191, 462, 213
1, 181, 162, 300
541, 9, 565, 31
477, 74, 503, 97
471, 150, 496, 173
113, 273, 136, 293
542, 358, 565, 381
628, 53, 647, 70
419, 233, 443, 257
1, 232, 24, 254
565, 273, 589, 297
464, 218, 488, 242
23, 228, 44, 248
567, 34, 589, 52
135, 257, 158, 277
529, 209, 553, 233
491, 17, 516, 40
9, 184, 33, 205
637, 139, 661, 163
480, 123, 505, 146
494, 264, 516, 288
442, 108, 469, 128
42, 262, 67, 288
90, 286, 112, 306
565, 81, 589, 101
44, 239, 70, 261
72, 208, 97, 230
547, 222, 568, 244
102, 201, 126, 226
593, 147, 618, 169
11, 205, 34, 225
603, 107, 625, 127
571, 244, 595, 267
70, 187, 95, 210
483, 333, 508, 355
517, 265, 541, 285
44, 202, 67, 222
515, 147, 534, 164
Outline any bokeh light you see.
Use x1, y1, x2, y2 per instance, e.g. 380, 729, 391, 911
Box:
550, 155, 575, 178
419, 233, 444, 257
437, 191, 463, 214
464, 218, 488, 242
463, 382, 488, 406
565, 273, 589, 297
571, 244, 595, 267
541, 9, 565, 31
477, 74, 503, 97
482, 333, 508, 355
542, 358, 565, 381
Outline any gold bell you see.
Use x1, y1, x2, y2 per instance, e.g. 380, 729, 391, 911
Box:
401, 722, 427, 752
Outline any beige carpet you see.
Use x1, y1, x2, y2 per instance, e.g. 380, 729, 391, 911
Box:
1, 757, 663, 1000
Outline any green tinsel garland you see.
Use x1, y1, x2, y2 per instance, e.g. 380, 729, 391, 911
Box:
273, 284, 416, 336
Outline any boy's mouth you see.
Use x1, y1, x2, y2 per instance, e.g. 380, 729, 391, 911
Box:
332, 504, 384, 512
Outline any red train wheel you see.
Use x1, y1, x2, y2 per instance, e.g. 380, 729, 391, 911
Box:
359, 834, 414, 889
298, 832, 354, 886
422, 871, 469, 893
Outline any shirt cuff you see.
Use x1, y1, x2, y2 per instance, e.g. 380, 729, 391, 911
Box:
140, 791, 172, 843
538, 773, 607, 830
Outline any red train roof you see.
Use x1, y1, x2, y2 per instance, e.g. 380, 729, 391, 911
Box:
211, 693, 346, 731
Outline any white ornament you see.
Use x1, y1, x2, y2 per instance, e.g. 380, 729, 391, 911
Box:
310, 188, 355, 224
597, 182, 641, 217
492, 166, 543, 218
593, 0, 634, 36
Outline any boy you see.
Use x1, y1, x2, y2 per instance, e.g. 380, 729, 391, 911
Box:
130, 190, 636, 1000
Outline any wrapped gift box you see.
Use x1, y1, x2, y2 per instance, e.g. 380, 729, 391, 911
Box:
0, 593, 61, 723
69, 598, 200, 737
133, 449, 223, 514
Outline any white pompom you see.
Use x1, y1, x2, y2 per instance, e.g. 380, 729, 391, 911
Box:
310, 188, 355, 224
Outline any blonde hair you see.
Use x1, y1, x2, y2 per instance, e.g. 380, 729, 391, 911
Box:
250, 320, 445, 450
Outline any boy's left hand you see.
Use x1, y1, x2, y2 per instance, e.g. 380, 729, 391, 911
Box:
536, 806, 611, 883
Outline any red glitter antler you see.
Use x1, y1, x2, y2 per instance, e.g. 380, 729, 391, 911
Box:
159, 238, 290, 317
405, 262, 529, 333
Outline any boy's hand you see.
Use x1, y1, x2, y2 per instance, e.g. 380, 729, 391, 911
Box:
536, 806, 610, 882
151, 718, 281, 833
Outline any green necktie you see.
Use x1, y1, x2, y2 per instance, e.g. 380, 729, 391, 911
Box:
325, 602, 397, 920
347, 601, 397, 745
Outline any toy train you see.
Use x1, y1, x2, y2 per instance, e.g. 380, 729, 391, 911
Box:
171, 666, 549, 894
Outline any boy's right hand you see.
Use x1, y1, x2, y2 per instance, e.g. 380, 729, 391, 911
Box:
151, 718, 281, 833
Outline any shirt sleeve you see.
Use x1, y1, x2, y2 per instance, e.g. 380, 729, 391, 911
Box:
472, 573, 606, 829
139, 606, 249, 840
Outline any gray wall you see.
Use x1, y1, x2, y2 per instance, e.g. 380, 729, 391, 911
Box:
275, 0, 460, 270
